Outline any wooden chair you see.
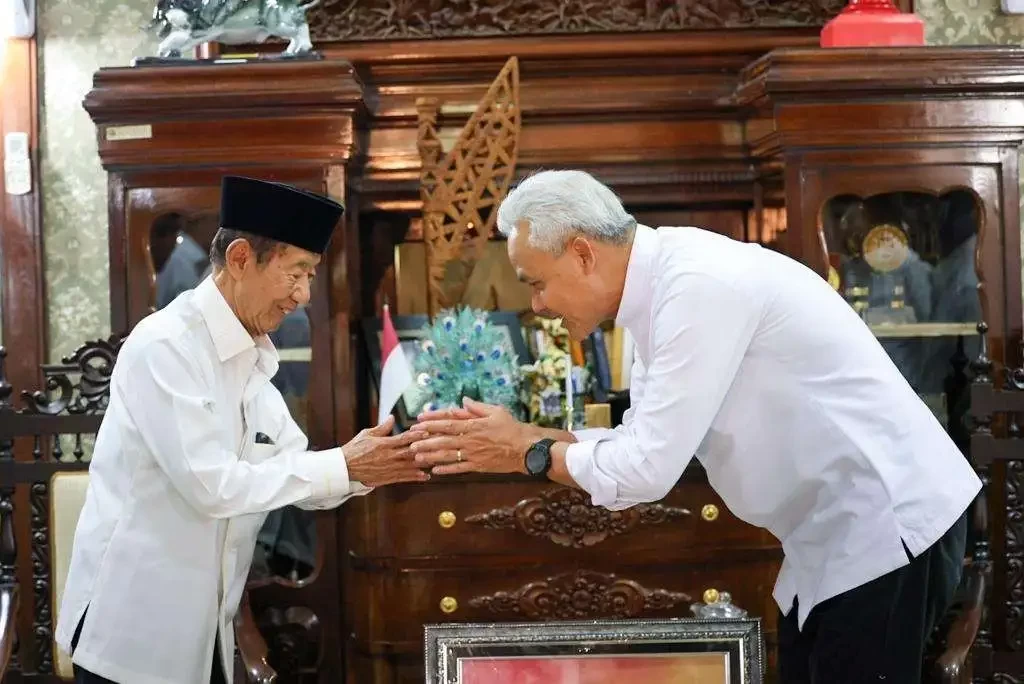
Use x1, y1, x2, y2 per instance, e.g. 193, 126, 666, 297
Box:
927, 321, 1020, 682
0, 338, 277, 683
0, 486, 18, 680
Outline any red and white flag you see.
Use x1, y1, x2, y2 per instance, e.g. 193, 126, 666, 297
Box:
377, 303, 414, 426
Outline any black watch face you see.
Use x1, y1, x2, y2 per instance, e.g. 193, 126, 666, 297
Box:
525, 445, 549, 475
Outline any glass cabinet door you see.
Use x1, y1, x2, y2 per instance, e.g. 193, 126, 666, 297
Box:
820, 190, 980, 431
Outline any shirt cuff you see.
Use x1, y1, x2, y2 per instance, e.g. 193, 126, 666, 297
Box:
571, 427, 617, 442
565, 439, 619, 508
296, 447, 352, 499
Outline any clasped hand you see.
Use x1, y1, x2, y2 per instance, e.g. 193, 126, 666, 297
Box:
343, 416, 429, 486
409, 398, 535, 475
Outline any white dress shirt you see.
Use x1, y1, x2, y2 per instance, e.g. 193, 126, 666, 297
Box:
566, 225, 981, 629
55, 276, 369, 684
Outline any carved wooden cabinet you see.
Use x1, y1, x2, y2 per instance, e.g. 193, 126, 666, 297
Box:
82, 59, 369, 681
738, 47, 1024, 682
341, 472, 782, 681
78, 35, 1024, 684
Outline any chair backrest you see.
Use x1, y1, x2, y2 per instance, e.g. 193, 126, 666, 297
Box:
49, 471, 90, 680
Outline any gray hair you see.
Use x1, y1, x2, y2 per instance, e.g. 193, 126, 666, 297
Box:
496, 170, 636, 253
209, 228, 285, 269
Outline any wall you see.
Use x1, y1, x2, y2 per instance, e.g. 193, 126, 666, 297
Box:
38, 0, 155, 361
918, 0, 1024, 43
32, 2, 1024, 360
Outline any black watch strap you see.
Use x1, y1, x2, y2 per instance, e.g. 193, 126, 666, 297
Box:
524, 438, 555, 478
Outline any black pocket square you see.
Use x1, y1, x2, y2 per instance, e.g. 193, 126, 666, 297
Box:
255, 432, 275, 445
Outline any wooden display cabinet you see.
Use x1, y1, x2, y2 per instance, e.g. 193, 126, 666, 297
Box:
738, 46, 1024, 682
78, 42, 1024, 684
82, 59, 368, 681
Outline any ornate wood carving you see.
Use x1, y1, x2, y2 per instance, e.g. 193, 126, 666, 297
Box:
308, 0, 846, 41
468, 570, 690, 619
21, 336, 122, 417
255, 604, 321, 682
29, 483, 51, 673
969, 323, 995, 673
418, 57, 521, 315
464, 487, 690, 548
0, 355, 17, 673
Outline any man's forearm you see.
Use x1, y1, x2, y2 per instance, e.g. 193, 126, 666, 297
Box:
535, 427, 577, 444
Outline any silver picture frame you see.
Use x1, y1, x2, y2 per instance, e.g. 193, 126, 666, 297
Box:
424, 617, 764, 684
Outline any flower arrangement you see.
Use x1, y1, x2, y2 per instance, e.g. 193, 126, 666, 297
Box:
519, 317, 588, 427
409, 307, 523, 418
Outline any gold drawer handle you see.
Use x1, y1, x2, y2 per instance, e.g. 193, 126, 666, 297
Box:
703, 588, 720, 605
439, 596, 458, 614
700, 504, 719, 522
438, 511, 457, 529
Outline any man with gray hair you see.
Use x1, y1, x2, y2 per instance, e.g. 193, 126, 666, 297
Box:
411, 169, 978, 682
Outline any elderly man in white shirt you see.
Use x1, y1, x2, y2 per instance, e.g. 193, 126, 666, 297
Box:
55, 176, 428, 684
411, 169, 979, 683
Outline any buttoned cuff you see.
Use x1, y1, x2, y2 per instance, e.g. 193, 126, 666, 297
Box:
297, 447, 352, 499
571, 428, 616, 442
565, 439, 619, 508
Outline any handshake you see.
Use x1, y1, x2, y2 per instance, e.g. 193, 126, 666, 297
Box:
342, 398, 551, 487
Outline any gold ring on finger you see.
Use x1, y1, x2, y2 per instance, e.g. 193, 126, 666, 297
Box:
457, 449, 463, 462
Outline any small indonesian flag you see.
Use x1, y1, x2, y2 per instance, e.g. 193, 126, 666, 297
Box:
378, 303, 414, 426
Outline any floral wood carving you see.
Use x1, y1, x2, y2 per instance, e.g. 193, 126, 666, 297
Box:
465, 487, 690, 548
417, 57, 521, 315
19, 335, 123, 416
468, 569, 690, 619
308, 0, 847, 41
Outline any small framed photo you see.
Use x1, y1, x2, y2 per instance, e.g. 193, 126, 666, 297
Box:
362, 311, 530, 430
424, 618, 764, 684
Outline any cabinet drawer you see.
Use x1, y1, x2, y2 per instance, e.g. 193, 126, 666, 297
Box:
344, 479, 774, 560
345, 559, 781, 648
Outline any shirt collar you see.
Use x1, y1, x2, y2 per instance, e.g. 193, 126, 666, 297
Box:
193, 276, 279, 376
615, 223, 658, 335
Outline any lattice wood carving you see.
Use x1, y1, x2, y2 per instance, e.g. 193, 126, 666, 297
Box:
417, 56, 522, 316
308, 0, 848, 42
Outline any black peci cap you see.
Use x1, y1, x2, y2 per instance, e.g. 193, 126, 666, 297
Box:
219, 176, 344, 255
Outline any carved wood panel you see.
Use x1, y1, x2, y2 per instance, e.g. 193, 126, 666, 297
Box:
464, 487, 690, 548
308, 0, 847, 41
467, 569, 690, 619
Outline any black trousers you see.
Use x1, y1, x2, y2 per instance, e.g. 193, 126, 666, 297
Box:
70, 610, 227, 684
778, 512, 967, 683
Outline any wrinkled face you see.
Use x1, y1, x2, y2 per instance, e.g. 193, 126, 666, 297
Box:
507, 221, 604, 342
229, 240, 320, 337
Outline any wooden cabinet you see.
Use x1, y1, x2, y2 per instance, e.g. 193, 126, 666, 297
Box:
82, 41, 1024, 684
342, 472, 781, 682
738, 47, 1024, 682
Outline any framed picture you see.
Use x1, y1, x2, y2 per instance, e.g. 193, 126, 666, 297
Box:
362, 311, 530, 430
424, 618, 764, 684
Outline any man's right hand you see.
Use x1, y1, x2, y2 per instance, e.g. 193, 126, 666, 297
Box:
343, 416, 429, 486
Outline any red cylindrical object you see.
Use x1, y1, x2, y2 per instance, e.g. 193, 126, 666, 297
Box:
820, 0, 925, 47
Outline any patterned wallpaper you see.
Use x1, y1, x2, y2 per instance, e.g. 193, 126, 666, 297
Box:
33, 0, 1024, 361
38, 0, 155, 361
918, 0, 1024, 43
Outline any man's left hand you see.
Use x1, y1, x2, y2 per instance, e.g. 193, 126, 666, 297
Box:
410, 398, 537, 475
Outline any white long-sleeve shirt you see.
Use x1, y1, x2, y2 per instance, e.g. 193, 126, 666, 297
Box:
55, 276, 369, 684
566, 224, 980, 629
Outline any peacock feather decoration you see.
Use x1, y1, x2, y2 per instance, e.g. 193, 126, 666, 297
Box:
410, 307, 523, 418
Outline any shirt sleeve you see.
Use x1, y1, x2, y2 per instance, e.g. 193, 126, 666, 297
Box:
272, 406, 374, 511
565, 273, 758, 510
121, 339, 355, 519
570, 355, 649, 443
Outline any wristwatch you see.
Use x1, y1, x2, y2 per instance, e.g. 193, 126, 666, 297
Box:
524, 438, 555, 478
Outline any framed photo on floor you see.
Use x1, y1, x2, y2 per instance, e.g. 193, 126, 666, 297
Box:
362, 311, 530, 430
424, 618, 764, 684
